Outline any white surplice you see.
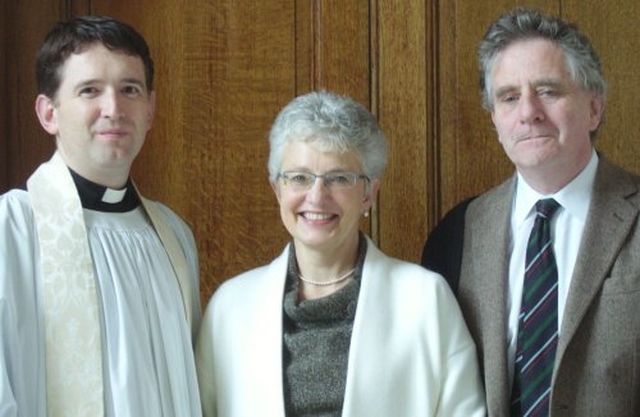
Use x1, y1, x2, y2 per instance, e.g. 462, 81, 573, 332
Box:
0, 188, 202, 417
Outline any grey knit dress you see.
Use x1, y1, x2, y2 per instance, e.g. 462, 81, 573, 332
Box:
282, 236, 366, 416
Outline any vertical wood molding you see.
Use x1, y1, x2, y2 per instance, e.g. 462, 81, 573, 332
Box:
377, 0, 429, 262
425, 0, 439, 230
369, 0, 380, 243
0, 1, 10, 191
305, 0, 371, 102
295, 1, 313, 93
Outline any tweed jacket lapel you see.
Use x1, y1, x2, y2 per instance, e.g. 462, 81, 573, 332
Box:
456, 157, 640, 415
459, 175, 515, 416
556, 158, 640, 363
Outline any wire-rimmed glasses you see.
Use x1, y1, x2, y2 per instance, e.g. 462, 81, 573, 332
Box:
277, 171, 370, 191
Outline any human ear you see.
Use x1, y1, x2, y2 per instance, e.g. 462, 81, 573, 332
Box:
588, 94, 605, 131
362, 179, 380, 209
35, 94, 58, 135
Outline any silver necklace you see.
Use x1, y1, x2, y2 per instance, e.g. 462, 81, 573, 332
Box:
298, 267, 356, 286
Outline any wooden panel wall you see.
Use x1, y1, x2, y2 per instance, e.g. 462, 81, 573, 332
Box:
2, 1, 61, 188
2, 0, 639, 304
566, 2, 640, 171
377, 0, 432, 260
0, 1, 6, 189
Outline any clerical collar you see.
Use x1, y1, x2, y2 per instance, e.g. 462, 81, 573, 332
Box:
69, 168, 140, 212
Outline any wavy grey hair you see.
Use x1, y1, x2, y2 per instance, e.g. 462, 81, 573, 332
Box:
267, 91, 388, 182
478, 7, 606, 111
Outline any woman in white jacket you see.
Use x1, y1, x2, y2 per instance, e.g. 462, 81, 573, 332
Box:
196, 91, 486, 417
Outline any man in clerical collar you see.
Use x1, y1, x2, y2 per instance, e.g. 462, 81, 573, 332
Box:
0, 16, 202, 416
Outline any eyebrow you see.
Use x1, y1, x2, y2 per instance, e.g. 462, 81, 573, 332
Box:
121, 78, 147, 88
533, 78, 565, 90
493, 78, 567, 99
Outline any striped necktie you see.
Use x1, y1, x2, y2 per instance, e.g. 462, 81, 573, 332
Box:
511, 198, 561, 416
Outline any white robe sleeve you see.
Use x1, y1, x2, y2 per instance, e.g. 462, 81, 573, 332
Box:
0, 190, 47, 417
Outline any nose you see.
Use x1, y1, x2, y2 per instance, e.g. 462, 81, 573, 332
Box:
306, 176, 330, 201
101, 90, 124, 119
518, 93, 544, 123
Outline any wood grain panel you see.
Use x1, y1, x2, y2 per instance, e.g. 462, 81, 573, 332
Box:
305, 0, 371, 104
0, 1, 8, 190
181, 0, 296, 300
563, 2, 640, 174
376, 0, 429, 263
1, 0, 64, 191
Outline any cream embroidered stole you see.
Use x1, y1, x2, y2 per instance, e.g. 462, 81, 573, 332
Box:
27, 152, 195, 416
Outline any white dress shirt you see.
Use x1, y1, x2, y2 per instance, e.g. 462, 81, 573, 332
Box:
506, 150, 598, 385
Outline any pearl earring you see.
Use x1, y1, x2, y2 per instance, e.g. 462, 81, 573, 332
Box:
363, 210, 369, 217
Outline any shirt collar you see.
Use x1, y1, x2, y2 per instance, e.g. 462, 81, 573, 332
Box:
68, 168, 140, 212
513, 150, 598, 226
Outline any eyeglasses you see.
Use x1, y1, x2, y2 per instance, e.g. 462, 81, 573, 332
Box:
277, 171, 370, 190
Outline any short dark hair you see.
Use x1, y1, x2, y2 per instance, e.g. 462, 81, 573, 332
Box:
35, 15, 154, 99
